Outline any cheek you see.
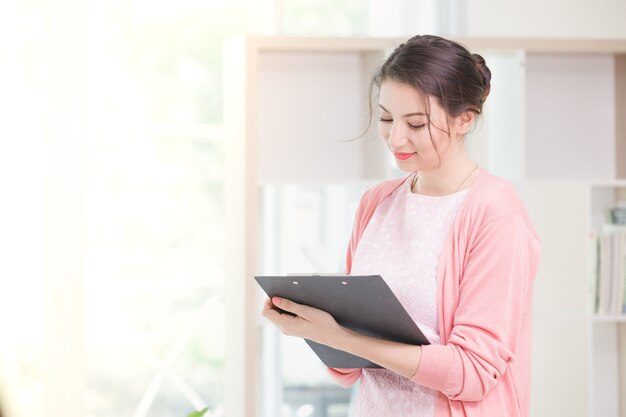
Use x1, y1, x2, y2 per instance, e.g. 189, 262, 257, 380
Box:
429, 131, 451, 152
413, 131, 444, 157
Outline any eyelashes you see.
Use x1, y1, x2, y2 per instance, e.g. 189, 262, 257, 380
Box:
378, 118, 426, 130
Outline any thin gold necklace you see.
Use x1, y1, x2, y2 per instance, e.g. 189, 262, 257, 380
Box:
411, 163, 480, 194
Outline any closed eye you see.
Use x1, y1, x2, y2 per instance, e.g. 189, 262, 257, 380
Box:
379, 118, 425, 130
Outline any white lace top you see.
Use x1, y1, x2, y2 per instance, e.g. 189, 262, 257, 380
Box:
349, 176, 469, 417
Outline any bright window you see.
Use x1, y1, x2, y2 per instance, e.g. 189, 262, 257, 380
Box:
0, 1, 259, 416
0, 1, 416, 417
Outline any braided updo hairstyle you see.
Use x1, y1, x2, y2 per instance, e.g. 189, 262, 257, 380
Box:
370, 34, 491, 129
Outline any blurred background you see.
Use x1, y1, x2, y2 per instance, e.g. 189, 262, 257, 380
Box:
0, 1, 625, 417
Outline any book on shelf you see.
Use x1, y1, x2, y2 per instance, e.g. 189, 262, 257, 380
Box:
596, 223, 626, 315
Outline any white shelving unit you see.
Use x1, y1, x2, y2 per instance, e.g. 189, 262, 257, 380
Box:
223, 35, 626, 417
588, 184, 626, 417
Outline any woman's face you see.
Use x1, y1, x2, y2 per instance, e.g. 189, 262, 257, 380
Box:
378, 79, 458, 172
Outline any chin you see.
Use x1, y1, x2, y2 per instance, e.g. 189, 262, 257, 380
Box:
395, 160, 419, 173
396, 166, 415, 173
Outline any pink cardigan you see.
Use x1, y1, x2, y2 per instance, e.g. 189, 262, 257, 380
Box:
328, 169, 541, 417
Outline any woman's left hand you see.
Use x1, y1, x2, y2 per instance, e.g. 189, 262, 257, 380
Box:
262, 297, 345, 347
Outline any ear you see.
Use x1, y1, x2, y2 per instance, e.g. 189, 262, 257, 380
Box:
454, 111, 476, 137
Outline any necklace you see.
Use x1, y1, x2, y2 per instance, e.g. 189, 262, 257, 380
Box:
411, 163, 480, 194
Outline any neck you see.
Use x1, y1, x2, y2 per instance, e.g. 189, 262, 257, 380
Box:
412, 147, 478, 196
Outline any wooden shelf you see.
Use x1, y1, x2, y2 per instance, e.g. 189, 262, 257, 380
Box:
244, 35, 626, 54
591, 315, 626, 323
588, 180, 626, 187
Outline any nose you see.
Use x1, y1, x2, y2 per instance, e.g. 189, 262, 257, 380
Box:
386, 122, 409, 150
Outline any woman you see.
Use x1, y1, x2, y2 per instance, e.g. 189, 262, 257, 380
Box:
262, 34, 541, 417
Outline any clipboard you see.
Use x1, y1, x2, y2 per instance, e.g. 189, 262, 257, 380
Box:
255, 274, 430, 369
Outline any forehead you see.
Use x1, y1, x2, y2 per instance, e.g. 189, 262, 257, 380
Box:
378, 79, 441, 115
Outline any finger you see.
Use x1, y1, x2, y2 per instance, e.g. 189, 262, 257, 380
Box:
262, 298, 297, 324
262, 304, 282, 322
261, 308, 296, 331
263, 307, 301, 334
272, 297, 309, 319
262, 297, 274, 311
261, 298, 276, 320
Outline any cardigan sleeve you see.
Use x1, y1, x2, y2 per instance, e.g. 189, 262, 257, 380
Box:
411, 211, 541, 401
344, 186, 374, 274
327, 367, 362, 388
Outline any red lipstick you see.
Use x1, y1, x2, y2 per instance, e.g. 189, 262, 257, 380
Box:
394, 152, 415, 161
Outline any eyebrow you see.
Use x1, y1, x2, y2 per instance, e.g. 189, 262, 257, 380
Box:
378, 104, 427, 117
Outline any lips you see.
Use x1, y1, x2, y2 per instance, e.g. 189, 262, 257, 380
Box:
394, 152, 415, 161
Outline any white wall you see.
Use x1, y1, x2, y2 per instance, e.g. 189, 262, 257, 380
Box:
465, 0, 626, 38
368, 0, 626, 39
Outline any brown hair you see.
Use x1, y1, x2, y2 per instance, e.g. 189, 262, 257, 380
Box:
367, 34, 491, 155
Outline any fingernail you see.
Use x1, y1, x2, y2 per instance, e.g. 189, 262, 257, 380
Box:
273, 297, 282, 305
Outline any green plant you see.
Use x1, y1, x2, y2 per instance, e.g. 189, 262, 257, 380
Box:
186, 407, 209, 417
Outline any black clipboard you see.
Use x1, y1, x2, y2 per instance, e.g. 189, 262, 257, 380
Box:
255, 274, 430, 368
